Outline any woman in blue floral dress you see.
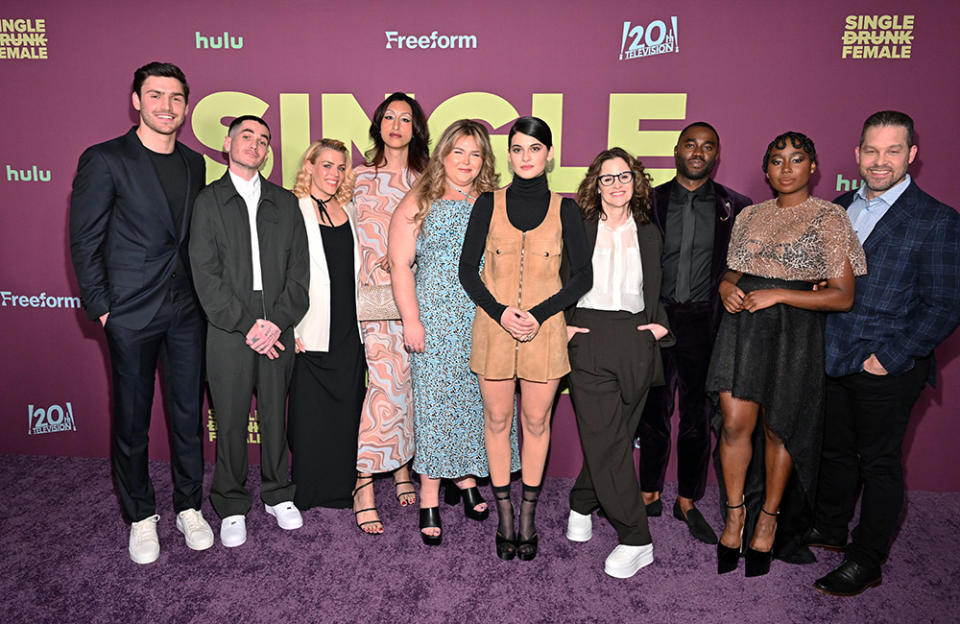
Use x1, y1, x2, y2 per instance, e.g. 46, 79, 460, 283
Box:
389, 120, 520, 545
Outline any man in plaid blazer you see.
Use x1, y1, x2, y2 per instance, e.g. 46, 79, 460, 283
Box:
811, 111, 960, 596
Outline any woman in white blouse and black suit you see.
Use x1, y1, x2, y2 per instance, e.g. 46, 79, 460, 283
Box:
287, 139, 366, 513
562, 147, 674, 579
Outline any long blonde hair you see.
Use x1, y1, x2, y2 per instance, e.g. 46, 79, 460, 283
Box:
412, 120, 499, 230
293, 138, 355, 204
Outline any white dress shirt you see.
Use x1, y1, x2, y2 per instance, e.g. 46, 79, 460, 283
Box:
578, 217, 644, 313
229, 170, 263, 291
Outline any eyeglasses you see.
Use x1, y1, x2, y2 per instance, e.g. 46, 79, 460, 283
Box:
598, 171, 634, 186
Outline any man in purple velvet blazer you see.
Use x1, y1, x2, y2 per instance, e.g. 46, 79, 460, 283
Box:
636, 122, 751, 544
811, 111, 960, 596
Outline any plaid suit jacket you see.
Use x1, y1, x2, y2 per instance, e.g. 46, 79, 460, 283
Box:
825, 181, 960, 384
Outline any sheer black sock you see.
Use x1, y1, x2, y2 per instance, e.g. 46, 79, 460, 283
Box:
492, 484, 514, 540
519, 482, 542, 542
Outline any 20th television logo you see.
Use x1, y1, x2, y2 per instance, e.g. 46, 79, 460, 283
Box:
28, 402, 77, 435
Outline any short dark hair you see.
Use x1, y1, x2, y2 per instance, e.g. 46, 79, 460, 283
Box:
132, 62, 189, 102
228, 115, 270, 139
678, 121, 719, 144
363, 92, 430, 173
762, 131, 817, 172
860, 110, 915, 148
508, 116, 553, 149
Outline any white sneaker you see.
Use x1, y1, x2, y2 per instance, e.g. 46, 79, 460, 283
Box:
220, 515, 247, 547
265, 501, 303, 530
566, 509, 593, 542
176, 508, 214, 551
128, 514, 161, 564
604, 543, 654, 579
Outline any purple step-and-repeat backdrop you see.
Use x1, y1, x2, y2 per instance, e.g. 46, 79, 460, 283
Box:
2, 1, 958, 489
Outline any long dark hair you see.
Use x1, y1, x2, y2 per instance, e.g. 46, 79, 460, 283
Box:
576, 147, 652, 224
363, 92, 430, 173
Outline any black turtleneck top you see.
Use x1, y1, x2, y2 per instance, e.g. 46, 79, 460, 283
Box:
459, 174, 592, 325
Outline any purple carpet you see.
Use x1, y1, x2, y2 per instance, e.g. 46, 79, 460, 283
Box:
1, 454, 957, 623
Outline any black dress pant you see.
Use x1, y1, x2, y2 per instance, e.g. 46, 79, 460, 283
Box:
568, 308, 656, 546
815, 358, 930, 568
637, 301, 713, 500
207, 325, 297, 519
104, 287, 205, 523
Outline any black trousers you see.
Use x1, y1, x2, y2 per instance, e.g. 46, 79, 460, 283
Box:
814, 358, 930, 568
637, 301, 713, 500
568, 308, 655, 546
207, 325, 297, 519
104, 287, 205, 523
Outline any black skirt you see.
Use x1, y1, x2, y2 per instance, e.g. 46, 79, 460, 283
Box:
288, 339, 366, 510
706, 274, 825, 512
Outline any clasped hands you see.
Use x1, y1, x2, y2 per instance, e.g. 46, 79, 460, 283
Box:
719, 282, 783, 314
246, 319, 284, 359
501, 306, 539, 342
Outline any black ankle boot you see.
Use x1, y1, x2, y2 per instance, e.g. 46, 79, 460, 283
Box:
492, 484, 515, 560
517, 482, 542, 562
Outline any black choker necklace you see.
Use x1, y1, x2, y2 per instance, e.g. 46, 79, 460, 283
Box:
311, 195, 332, 225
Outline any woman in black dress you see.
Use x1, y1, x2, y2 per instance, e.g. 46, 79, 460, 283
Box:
287, 139, 366, 512
707, 132, 865, 576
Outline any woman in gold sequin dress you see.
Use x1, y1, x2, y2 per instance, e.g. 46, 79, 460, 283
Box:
706, 132, 866, 577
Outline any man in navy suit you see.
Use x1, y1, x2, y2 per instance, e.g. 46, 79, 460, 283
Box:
811, 111, 960, 596
70, 62, 213, 564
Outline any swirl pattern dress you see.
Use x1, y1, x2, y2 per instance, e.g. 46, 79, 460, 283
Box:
411, 199, 520, 478
353, 166, 416, 473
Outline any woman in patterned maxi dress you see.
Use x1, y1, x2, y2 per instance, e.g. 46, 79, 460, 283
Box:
389, 120, 520, 545
351, 93, 430, 533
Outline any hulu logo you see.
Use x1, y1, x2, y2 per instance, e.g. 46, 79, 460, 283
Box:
836, 173, 862, 193
195, 31, 243, 49
6, 164, 50, 182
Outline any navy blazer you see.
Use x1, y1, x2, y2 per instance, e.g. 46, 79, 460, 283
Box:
69, 127, 205, 330
826, 181, 960, 383
650, 178, 752, 332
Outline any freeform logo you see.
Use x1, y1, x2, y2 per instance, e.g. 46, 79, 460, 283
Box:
842, 14, 913, 59
385, 30, 476, 50
6, 164, 50, 182
196, 31, 243, 50
0, 18, 47, 60
1, 290, 81, 309
619, 17, 678, 60
28, 402, 77, 435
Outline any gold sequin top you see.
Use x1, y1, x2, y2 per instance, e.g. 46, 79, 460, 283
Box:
727, 197, 867, 281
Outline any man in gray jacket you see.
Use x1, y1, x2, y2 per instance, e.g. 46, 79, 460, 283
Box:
189, 115, 309, 547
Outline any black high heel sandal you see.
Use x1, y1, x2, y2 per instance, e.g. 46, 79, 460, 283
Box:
492, 484, 516, 561
419, 507, 442, 546
745, 507, 778, 577
517, 483, 541, 562
717, 499, 745, 574
444, 481, 490, 522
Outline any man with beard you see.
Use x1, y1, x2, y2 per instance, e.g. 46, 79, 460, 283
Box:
636, 122, 751, 544
810, 111, 960, 596
189, 115, 309, 547
70, 62, 213, 563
